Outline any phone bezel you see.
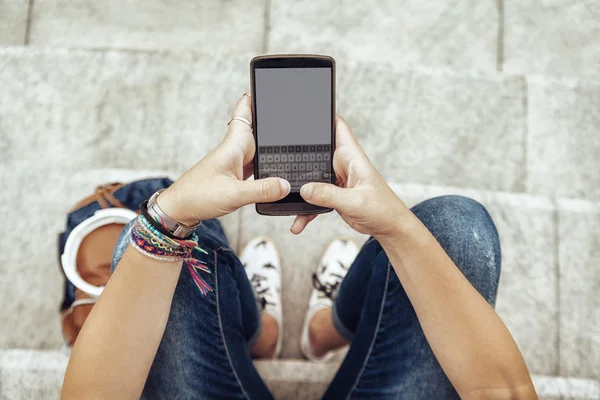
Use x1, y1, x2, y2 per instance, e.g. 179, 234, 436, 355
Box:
250, 54, 336, 216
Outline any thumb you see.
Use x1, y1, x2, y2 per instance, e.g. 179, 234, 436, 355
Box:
237, 178, 291, 205
300, 183, 354, 212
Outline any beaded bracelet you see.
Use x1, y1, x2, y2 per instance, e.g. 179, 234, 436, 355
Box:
130, 213, 212, 296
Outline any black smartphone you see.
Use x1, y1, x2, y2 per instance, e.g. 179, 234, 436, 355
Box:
250, 55, 336, 216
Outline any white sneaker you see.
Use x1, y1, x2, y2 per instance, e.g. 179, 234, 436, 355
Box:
301, 238, 359, 362
239, 236, 283, 359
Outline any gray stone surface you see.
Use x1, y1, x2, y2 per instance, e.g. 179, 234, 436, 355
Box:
1, 350, 599, 399
533, 375, 600, 400
0, 168, 241, 349
558, 199, 600, 379
0, 49, 528, 195
268, 0, 498, 71
0, 164, 68, 349
239, 206, 369, 359
390, 183, 559, 375
489, 195, 559, 376
0, 48, 252, 173
28, 0, 266, 53
0, 350, 68, 400
336, 63, 526, 192
504, 0, 600, 76
255, 359, 337, 399
526, 77, 600, 201
0, 0, 28, 45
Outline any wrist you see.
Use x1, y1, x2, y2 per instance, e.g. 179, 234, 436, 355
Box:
156, 187, 201, 227
374, 202, 414, 248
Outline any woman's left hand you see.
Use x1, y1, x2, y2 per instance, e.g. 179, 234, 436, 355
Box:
156, 93, 290, 225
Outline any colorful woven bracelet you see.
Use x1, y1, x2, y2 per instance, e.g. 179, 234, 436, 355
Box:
137, 215, 188, 255
131, 224, 187, 259
129, 214, 213, 296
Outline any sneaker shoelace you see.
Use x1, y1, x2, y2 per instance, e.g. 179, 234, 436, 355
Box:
312, 260, 348, 301
249, 268, 276, 310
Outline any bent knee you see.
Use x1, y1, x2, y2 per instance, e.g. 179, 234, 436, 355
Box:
411, 195, 501, 300
412, 195, 497, 241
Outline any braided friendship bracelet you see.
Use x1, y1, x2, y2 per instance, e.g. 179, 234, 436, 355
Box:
129, 242, 184, 263
136, 216, 188, 256
130, 214, 213, 296
131, 225, 187, 259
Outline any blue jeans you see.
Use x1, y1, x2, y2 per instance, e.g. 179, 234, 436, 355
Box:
111, 194, 501, 399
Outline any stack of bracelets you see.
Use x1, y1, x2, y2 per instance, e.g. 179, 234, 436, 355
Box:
129, 201, 212, 296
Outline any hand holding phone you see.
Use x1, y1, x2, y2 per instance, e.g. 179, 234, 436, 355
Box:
290, 115, 408, 243
157, 94, 291, 225
251, 55, 336, 216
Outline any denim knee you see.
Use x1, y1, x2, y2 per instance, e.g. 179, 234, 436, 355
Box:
411, 195, 501, 302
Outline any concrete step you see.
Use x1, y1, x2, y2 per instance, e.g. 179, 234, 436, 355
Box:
0, 1, 28, 46
1, 350, 599, 400
1, 169, 599, 379
1, 47, 599, 201
4, 1, 600, 76
268, 0, 600, 77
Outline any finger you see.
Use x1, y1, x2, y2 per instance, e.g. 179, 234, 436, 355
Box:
231, 91, 253, 125
290, 214, 317, 235
333, 115, 374, 184
226, 92, 255, 164
335, 115, 360, 148
236, 178, 290, 206
300, 182, 355, 212
332, 152, 348, 187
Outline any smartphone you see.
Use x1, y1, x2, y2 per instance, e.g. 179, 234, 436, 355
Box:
250, 55, 336, 216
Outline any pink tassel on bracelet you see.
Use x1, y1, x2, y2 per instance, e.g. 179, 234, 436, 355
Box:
186, 258, 212, 296
174, 233, 213, 296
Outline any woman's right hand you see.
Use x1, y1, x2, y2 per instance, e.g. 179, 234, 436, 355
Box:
291, 116, 409, 242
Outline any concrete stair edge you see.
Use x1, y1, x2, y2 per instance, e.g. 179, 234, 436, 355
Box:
1, 350, 599, 400
3, 45, 600, 86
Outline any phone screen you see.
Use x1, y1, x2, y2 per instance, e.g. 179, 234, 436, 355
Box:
254, 67, 333, 199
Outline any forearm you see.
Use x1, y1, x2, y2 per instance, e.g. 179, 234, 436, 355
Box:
61, 246, 182, 400
378, 207, 535, 399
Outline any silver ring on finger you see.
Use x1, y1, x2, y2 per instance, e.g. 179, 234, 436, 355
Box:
227, 116, 253, 129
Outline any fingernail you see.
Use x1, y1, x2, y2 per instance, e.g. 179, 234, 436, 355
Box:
300, 184, 313, 198
279, 179, 291, 195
